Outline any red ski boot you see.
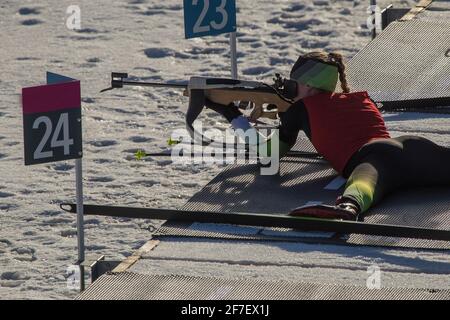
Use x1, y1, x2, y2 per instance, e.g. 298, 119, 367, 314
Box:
289, 197, 361, 221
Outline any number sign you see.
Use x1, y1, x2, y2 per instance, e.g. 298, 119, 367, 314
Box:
22, 78, 82, 165
184, 0, 236, 39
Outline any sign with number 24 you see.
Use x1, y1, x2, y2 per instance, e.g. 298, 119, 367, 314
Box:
184, 0, 237, 39
21, 73, 82, 166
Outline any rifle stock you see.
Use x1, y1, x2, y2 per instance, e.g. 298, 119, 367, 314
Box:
102, 72, 295, 137
204, 88, 291, 120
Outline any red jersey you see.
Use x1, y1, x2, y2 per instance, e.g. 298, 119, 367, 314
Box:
302, 91, 390, 174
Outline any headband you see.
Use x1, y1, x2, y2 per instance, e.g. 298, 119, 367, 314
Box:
290, 59, 339, 92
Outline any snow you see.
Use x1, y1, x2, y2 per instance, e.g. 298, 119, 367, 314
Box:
1, 0, 446, 300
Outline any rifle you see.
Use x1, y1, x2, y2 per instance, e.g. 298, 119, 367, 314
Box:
101, 72, 297, 142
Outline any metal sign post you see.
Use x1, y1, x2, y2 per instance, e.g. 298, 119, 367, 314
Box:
370, 0, 378, 39
75, 158, 85, 291
230, 31, 238, 79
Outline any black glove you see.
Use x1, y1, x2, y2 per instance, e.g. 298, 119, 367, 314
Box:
278, 106, 302, 146
205, 99, 242, 123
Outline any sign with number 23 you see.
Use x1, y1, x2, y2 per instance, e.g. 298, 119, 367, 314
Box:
184, 0, 237, 39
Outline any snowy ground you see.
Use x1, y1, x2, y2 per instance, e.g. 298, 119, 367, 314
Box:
0, 0, 425, 299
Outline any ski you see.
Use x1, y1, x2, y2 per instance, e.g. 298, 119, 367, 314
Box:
60, 203, 450, 241
137, 150, 322, 159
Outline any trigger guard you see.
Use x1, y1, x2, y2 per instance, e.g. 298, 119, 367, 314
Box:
249, 104, 264, 122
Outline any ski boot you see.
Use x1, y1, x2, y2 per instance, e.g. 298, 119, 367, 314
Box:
289, 196, 361, 221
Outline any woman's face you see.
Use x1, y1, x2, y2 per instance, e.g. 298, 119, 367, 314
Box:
295, 82, 323, 100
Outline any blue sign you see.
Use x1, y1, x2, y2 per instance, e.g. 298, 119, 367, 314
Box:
184, 0, 236, 39
46, 72, 76, 85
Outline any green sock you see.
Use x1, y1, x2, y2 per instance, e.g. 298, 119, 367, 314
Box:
342, 179, 375, 213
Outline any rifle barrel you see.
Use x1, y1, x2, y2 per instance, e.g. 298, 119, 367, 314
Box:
121, 80, 188, 89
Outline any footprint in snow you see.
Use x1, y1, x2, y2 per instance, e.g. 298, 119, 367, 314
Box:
148, 4, 182, 11
109, 107, 141, 115
313, 0, 330, 6
283, 4, 306, 12
18, 7, 41, 15
187, 46, 226, 55
41, 217, 73, 226
271, 31, 290, 38
128, 136, 154, 143
0, 239, 12, 247
75, 28, 101, 34
60, 229, 77, 237
0, 280, 25, 288
128, 0, 147, 4
16, 57, 40, 61
310, 29, 339, 37
11, 247, 35, 255
133, 66, 160, 73
93, 158, 114, 164
11, 247, 36, 262
51, 163, 75, 171
0, 191, 14, 198
38, 210, 63, 217
88, 176, 115, 183
88, 140, 118, 147
144, 48, 175, 58
21, 19, 44, 26
144, 48, 190, 59
242, 66, 273, 76
132, 180, 159, 187
340, 8, 352, 15
86, 245, 108, 250
181, 182, 200, 188
237, 37, 260, 44
267, 17, 283, 25
138, 10, 167, 16
84, 218, 101, 225
86, 57, 101, 63
82, 97, 96, 104
0, 204, 18, 211
156, 159, 172, 166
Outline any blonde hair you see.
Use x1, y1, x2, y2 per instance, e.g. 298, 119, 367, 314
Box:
290, 51, 351, 93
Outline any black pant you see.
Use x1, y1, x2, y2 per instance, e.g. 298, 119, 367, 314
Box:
342, 136, 450, 212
